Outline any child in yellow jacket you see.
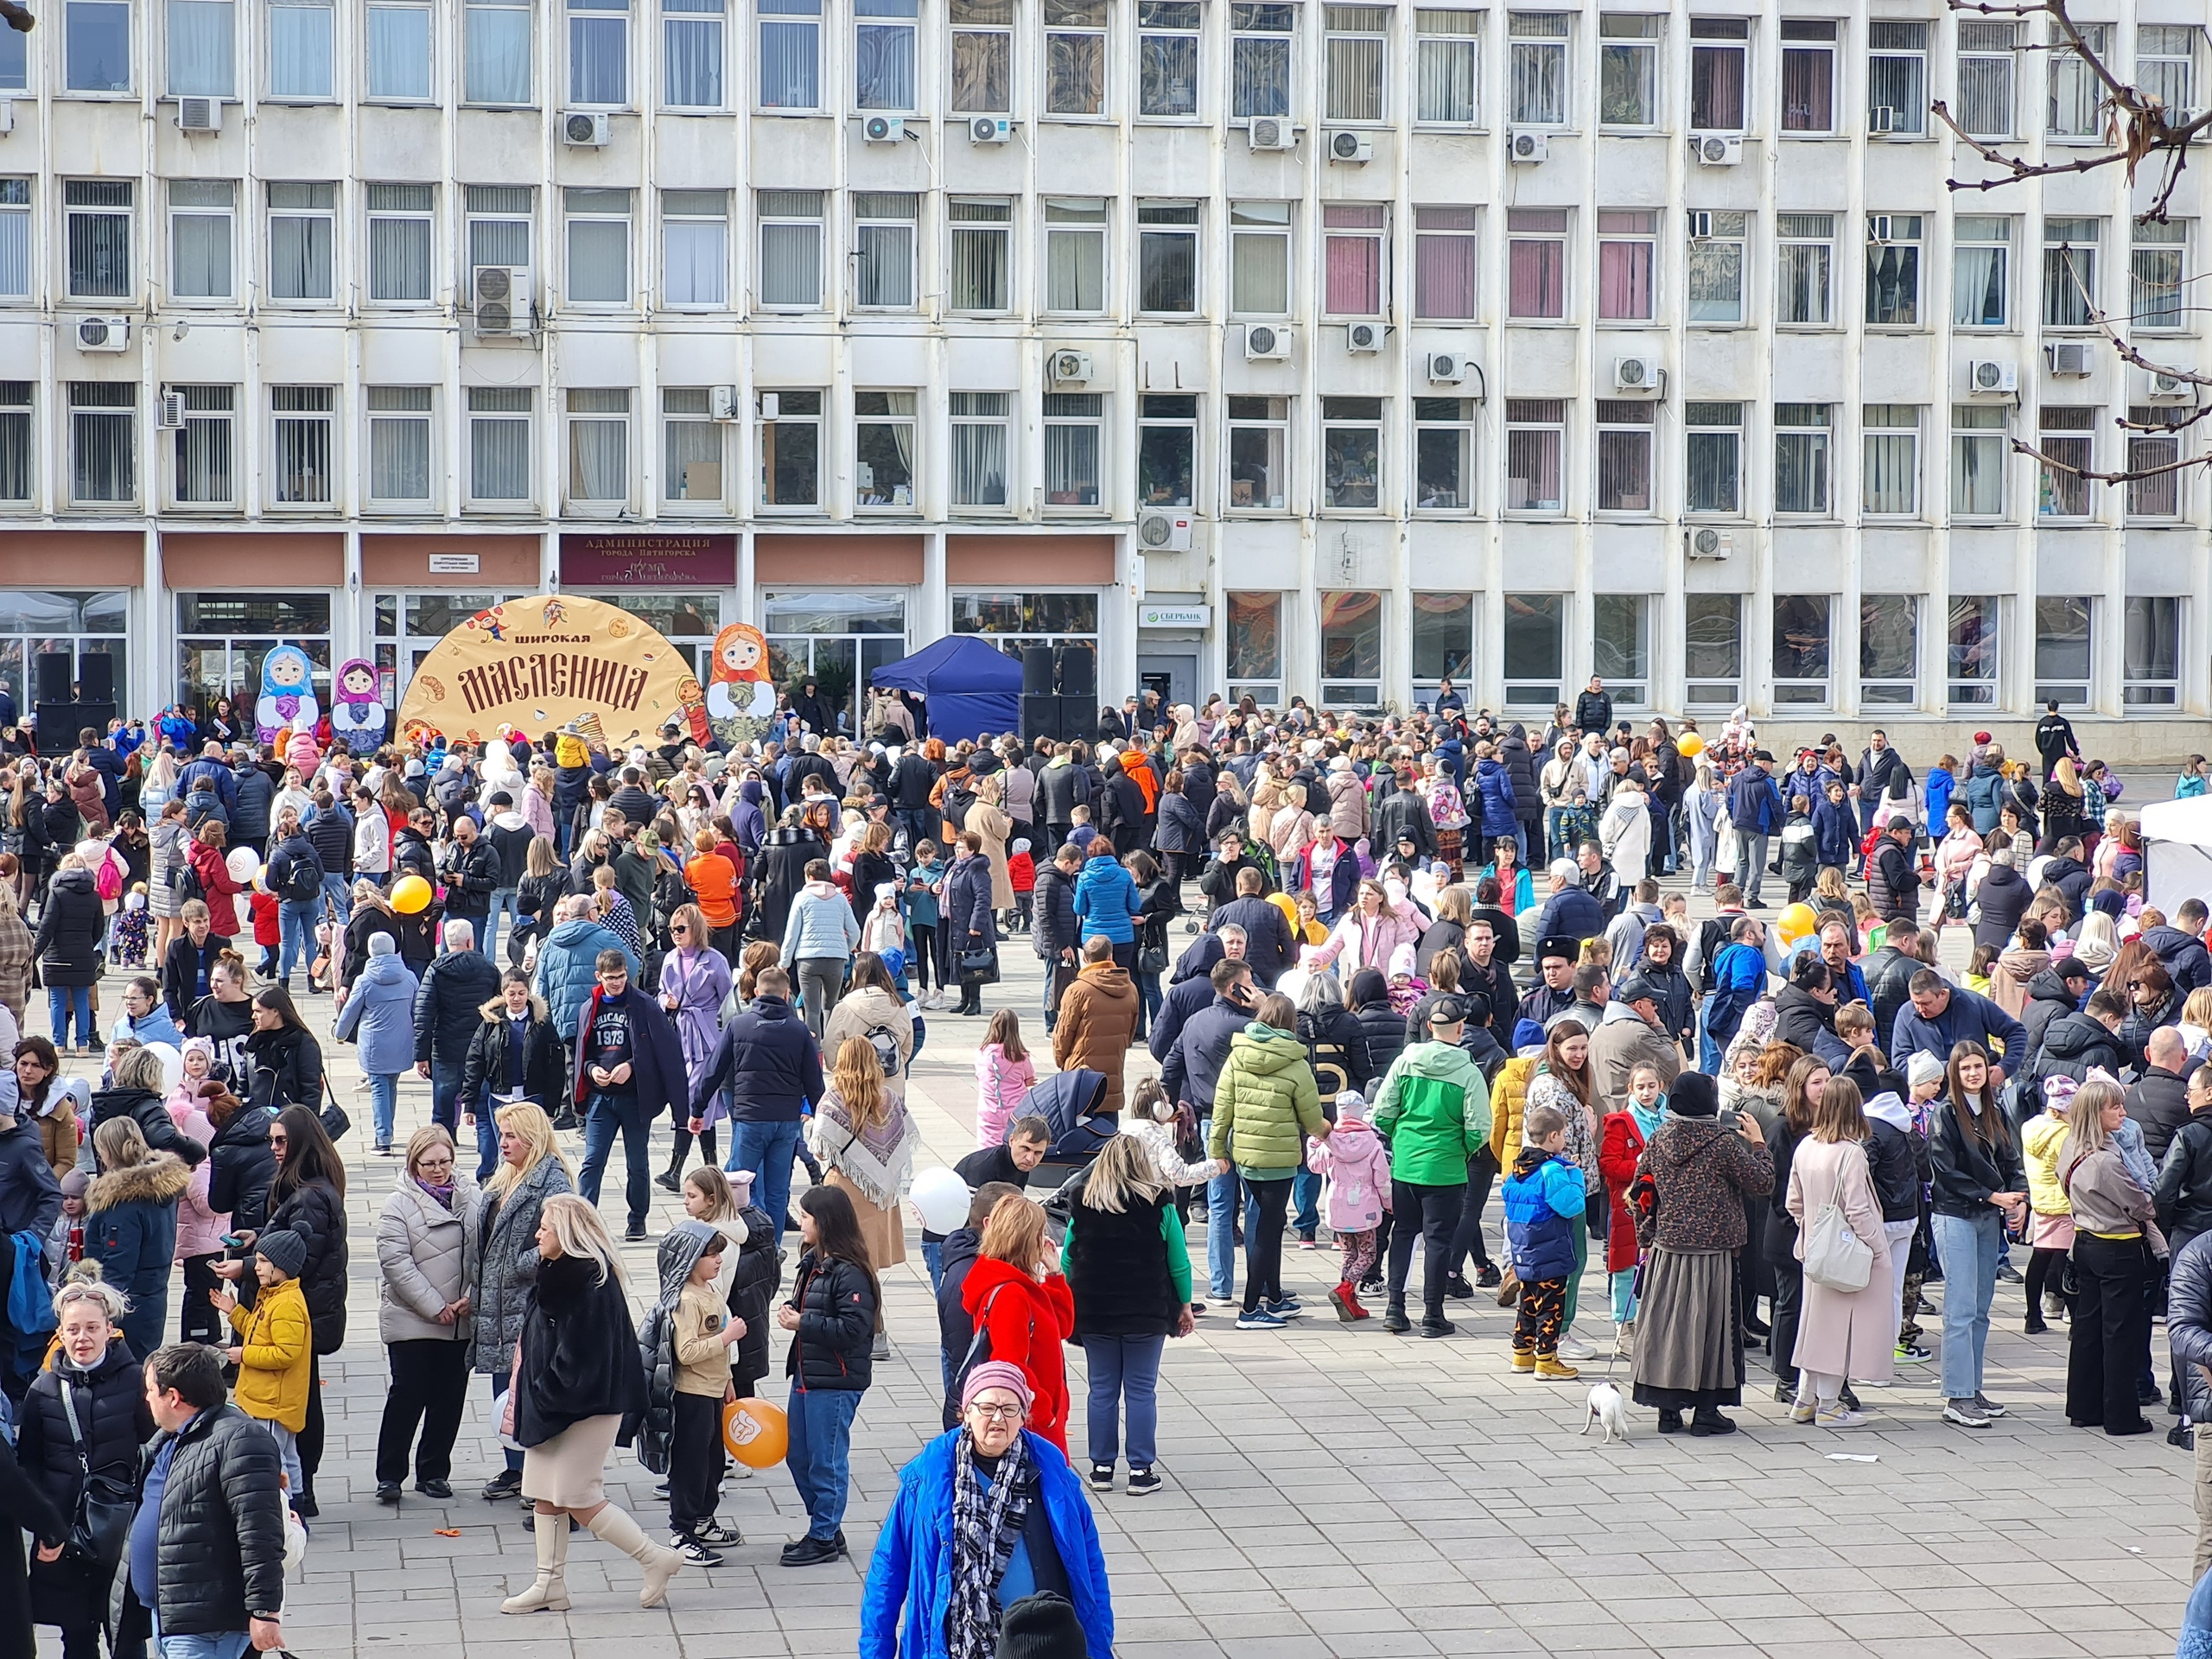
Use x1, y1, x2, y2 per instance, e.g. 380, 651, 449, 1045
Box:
211, 1228, 313, 1505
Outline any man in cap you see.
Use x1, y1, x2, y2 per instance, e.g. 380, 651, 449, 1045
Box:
1724, 750, 1785, 908
1589, 972, 1685, 1112
1515, 937, 1579, 1031
1371, 998, 1492, 1337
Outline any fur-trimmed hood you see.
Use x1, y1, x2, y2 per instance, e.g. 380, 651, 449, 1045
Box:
479, 988, 552, 1025
86, 1149, 193, 1212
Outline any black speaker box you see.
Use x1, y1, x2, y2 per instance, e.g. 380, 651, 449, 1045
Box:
1057, 644, 1097, 701
76, 653, 114, 703
1021, 644, 1057, 695
35, 702, 117, 746
34, 652, 70, 705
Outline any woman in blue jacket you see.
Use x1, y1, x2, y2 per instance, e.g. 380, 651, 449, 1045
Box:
334, 931, 423, 1154
861, 1360, 1112, 1659
1473, 744, 1519, 843
944, 833, 998, 1016
1808, 781, 1858, 874
83, 1116, 192, 1359
1071, 842, 1141, 974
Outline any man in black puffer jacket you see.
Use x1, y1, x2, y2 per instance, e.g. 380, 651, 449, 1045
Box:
2144, 902, 2212, 996
414, 920, 503, 1136
1030, 842, 1083, 1032
228, 753, 274, 849
1371, 768, 1437, 862
2167, 1219, 2212, 1501
691, 970, 824, 1244
2023, 988, 2129, 1105
2019, 960, 2091, 1066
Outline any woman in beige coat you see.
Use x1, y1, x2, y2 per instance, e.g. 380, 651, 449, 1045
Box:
821, 955, 915, 1079
969, 773, 1016, 912
1784, 1075, 1893, 1427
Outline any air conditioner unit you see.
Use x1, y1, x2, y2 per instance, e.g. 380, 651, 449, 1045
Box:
1328, 130, 1374, 163
2147, 370, 2199, 404
1613, 354, 1662, 393
862, 113, 907, 143
562, 111, 610, 146
709, 385, 741, 422
175, 96, 222, 133
2046, 340, 2094, 378
758, 391, 781, 419
1685, 526, 1734, 561
1427, 352, 1472, 385
156, 389, 188, 430
1508, 129, 1549, 163
969, 115, 1011, 143
1687, 211, 1715, 241
1345, 321, 1383, 353
1244, 323, 1291, 362
1692, 132, 1742, 165
0, 100, 14, 137
1048, 348, 1093, 386
1866, 214, 1894, 245
1136, 508, 1194, 551
469, 265, 534, 337
1869, 105, 1897, 135
75, 317, 130, 353
1967, 357, 2018, 396
1247, 117, 1297, 150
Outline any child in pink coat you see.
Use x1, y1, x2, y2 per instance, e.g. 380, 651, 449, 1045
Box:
1306, 1089, 1393, 1321
974, 1007, 1037, 1148
167, 1067, 231, 1345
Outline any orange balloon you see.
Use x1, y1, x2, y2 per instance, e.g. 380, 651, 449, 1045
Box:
723, 1396, 788, 1468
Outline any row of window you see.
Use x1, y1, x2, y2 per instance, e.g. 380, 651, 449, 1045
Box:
1230, 588, 2182, 713
24, 0, 2190, 136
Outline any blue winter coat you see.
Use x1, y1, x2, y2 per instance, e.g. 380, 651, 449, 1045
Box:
1725, 767, 1784, 836
1475, 759, 1518, 838
1886, 985, 2026, 1074
860, 1428, 1114, 1659
1501, 1153, 1585, 1282
1962, 764, 2005, 834
333, 949, 423, 1077
1535, 885, 1607, 946
1701, 939, 1770, 1048
1072, 855, 1142, 945
531, 918, 640, 1041
1924, 767, 1957, 831
1809, 798, 1857, 870
113, 1005, 187, 1049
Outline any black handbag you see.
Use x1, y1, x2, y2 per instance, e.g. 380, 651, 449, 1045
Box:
318, 1078, 352, 1142
1137, 941, 1169, 976
957, 946, 1000, 985
59, 1381, 134, 1567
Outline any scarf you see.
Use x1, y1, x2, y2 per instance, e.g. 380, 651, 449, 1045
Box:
418, 1177, 457, 1209
815, 1087, 915, 1211
949, 1429, 1036, 1659
1629, 1099, 1666, 1144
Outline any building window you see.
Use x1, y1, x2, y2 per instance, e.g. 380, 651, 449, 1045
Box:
1597, 208, 1656, 320
1771, 594, 1830, 704
1866, 213, 1922, 325
1230, 200, 1291, 315
372, 591, 528, 691
1137, 200, 1198, 312
2125, 595, 2181, 705
1416, 8, 1478, 122
2048, 22, 2107, 139
1319, 591, 1382, 706
465, 186, 531, 284
758, 388, 821, 508
950, 391, 1010, 506
2037, 404, 2093, 517
569, 0, 626, 102
855, 391, 917, 510
1231, 2, 1292, 118
1952, 214, 2010, 327
1322, 202, 1385, 316
2128, 405, 2186, 518
1773, 402, 1830, 513
0, 12, 23, 86
1599, 13, 1656, 125
170, 385, 233, 505
664, 0, 723, 104
662, 188, 728, 306
270, 385, 334, 505
1413, 205, 1476, 319
1684, 593, 1740, 706
367, 385, 433, 505
564, 388, 629, 504
1139, 394, 1196, 506
1226, 395, 1287, 510
1043, 392, 1102, 508
1508, 12, 1567, 124
0, 181, 28, 299
1859, 594, 1918, 702
951, 593, 1101, 665
168, 179, 235, 300
853, 191, 917, 308
366, 182, 433, 302
1951, 404, 2006, 517
1594, 399, 1652, 512
1507, 207, 1566, 318
2140, 26, 2195, 118
950, 0, 1011, 111
660, 387, 724, 505
1777, 212, 1833, 325
856, 0, 918, 109
1777, 18, 1833, 131
1226, 590, 1284, 706
0, 383, 29, 500
464, 0, 531, 101
67, 0, 131, 90
757, 190, 823, 308
1955, 20, 2013, 137
1502, 591, 1563, 708
1045, 198, 1106, 312
1948, 594, 1999, 705
1045, 0, 1106, 113
1863, 404, 1918, 516
1592, 594, 1649, 705
949, 199, 1010, 312
1414, 397, 1473, 509
0, 598, 128, 710
1688, 16, 1745, 130
1326, 5, 1386, 121
1138, 0, 1199, 116
758, 0, 818, 106
2034, 594, 2092, 704
1867, 20, 1925, 133
564, 186, 630, 303
267, 181, 334, 301
367, 0, 431, 97
1411, 592, 1474, 694
178, 595, 330, 721
1685, 400, 1741, 512
65, 181, 131, 301
2133, 219, 2184, 331
1687, 210, 1745, 322
1504, 398, 1563, 512
1322, 397, 1381, 509
2043, 216, 2098, 327
467, 386, 532, 502
168, 0, 236, 96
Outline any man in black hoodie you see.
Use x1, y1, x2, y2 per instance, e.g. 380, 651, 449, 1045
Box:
690, 967, 824, 1243
2026, 985, 2129, 1096
2020, 959, 2094, 1063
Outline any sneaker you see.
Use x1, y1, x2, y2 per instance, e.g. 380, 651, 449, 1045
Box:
1444, 1274, 1477, 1301
1994, 1260, 2024, 1283
1126, 1467, 1162, 1496
1235, 1308, 1288, 1330
416, 1479, 453, 1499
1942, 1398, 1992, 1427
624, 1222, 649, 1242
1773, 1381, 1795, 1403
482, 1471, 523, 1502
1533, 1355, 1580, 1381
1555, 1337, 1596, 1361
691, 1520, 742, 1546
675, 1537, 726, 1567
1474, 1263, 1502, 1289
2171, 1423, 2198, 1451
1894, 1342, 1932, 1363
1357, 1273, 1385, 1295
1089, 1463, 1116, 1491
1815, 1407, 1869, 1428
1296, 1235, 1319, 1250
1265, 1296, 1304, 1318
376, 1482, 402, 1504
1419, 1316, 1456, 1338
1839, 1386, 1862, 1413
1973, 1393, 2007, 1419
1789, 1402, 1815, 1424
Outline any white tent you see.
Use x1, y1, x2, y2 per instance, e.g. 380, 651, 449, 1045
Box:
2138, 796, 2212, 913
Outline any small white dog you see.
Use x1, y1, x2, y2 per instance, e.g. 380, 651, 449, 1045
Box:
1582, 1380, 1630, 1444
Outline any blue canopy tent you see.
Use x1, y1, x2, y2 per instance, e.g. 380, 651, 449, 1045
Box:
869, 634, 1022, 743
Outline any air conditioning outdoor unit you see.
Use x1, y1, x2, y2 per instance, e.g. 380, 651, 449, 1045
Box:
1427, 353, 1471, 385
2046, 341, 2094, 377
969, 116, 1011, 143
1328, 130, 1373, 163
1967, 358, 2018, 396
76, 317, 130, 353
1247, 117, 1297, 150
562, 111, 610, 145
1244, 323, 1291, 362
1508, 129, 1549, 163
2147, 370, 2199, 404
1685, 526, 1734, 560
176, 97, 222, 132
1692, 132, 1741, 165
470, 265, 534, 337
710, 385, 741, 421
1613, 354, 1662, 392
156, 389, 188, 429
0, 100, 14, 136
862, 114, 907, 143
1345, 321, 1383, 353
1048, 349, 1094, 385
1136, 509, 1194, 551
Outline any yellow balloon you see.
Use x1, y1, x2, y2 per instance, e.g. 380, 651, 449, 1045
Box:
1777, 902, 1818, 944
1677, 733, 1705, 758
391, 874, 433, 914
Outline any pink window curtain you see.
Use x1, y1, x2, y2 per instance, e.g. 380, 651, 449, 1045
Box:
1509, 238, 1562, 317
1598, 241, 1651, 319
1325, 236, 1382, 315
1414, 233, 1476, 318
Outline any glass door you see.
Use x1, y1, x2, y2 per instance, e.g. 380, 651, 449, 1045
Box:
761, 589, 908, 736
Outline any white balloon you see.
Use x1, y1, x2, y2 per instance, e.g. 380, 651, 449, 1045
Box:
910, 1166, 974, 1235
226, 846, 260, 883
144, 1042, 184, 1096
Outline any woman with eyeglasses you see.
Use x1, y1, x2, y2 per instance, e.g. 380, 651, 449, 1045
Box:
372, 1125, 478, 1507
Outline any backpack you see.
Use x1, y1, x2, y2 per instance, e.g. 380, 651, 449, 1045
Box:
92, 847, 124, 903
941, 1281, 1020, 1430
279, 848, 324, 905
175, 859, 206, 905
1695, 917, 1729, 995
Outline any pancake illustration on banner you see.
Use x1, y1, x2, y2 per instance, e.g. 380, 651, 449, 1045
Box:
395, 594, 696, 749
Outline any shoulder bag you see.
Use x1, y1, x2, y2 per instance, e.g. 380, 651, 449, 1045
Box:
1801, 1173, 1875, 1293
58, 1379, 135, 1567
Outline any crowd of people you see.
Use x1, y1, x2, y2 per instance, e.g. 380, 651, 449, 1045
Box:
2, 676, 2211, 1659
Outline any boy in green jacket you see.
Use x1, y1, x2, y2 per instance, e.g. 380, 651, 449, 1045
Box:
1372, 998, 1493, 1337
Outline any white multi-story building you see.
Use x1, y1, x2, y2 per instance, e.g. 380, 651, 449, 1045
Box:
0, 0, 2202, 745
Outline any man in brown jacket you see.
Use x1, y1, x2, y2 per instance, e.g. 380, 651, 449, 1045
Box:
1052, 936, 1141, 1115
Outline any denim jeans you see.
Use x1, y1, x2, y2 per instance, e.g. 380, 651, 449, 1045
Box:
483, 888, 519, 964
467, 1098, 501, 1180
429, 1057, 463, 1135
1200, 1119, 1240, 1300
921, 1237, 944, 1291
785, 1383, 862, 1539
367, 1073, 398, 1148
1291, 1166, 1320, 1236
48, 984, 92, 1047
156, 1629, 252, 1659
321, 870, 354, 925
728, 1116, 803, 1243
1932, 1207, 2003, 1401
1545, 806, 1575, 864
579, 1092, 652, 1230
1081, 1332, 1166, 1468
277, 899, 321, 985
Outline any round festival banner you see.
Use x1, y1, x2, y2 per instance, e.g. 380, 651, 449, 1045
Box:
394, 594, 709, 749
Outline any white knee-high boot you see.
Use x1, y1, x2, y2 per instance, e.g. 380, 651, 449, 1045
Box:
586, 1502, 683, 1608
500, 1510, 572, 1614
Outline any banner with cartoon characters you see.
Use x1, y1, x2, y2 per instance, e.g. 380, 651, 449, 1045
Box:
394, 594, 708, 748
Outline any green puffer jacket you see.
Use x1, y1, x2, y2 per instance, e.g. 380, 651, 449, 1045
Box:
1372, 1040, 1492, 1185
1207, 1024, 1326, 1177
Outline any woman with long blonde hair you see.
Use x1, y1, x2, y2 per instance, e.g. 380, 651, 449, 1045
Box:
467, 1101, 574, 1502
2059, 1078, 2158, 1436
807, 1037, 918, 1287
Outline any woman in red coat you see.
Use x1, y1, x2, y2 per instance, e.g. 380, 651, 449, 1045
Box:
958, 1194, 1076, 1458
185, 819, 244, 938
1598, 1064, 1669, 1357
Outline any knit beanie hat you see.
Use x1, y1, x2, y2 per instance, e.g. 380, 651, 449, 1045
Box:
960, 1360, 1034, 1414
1906, 1052, 1945, 1091
1670, 1072, 1719, 1119
368, 931, 397, 956
256, 1229, 309, 1279
998, 1593, 1087, 1659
